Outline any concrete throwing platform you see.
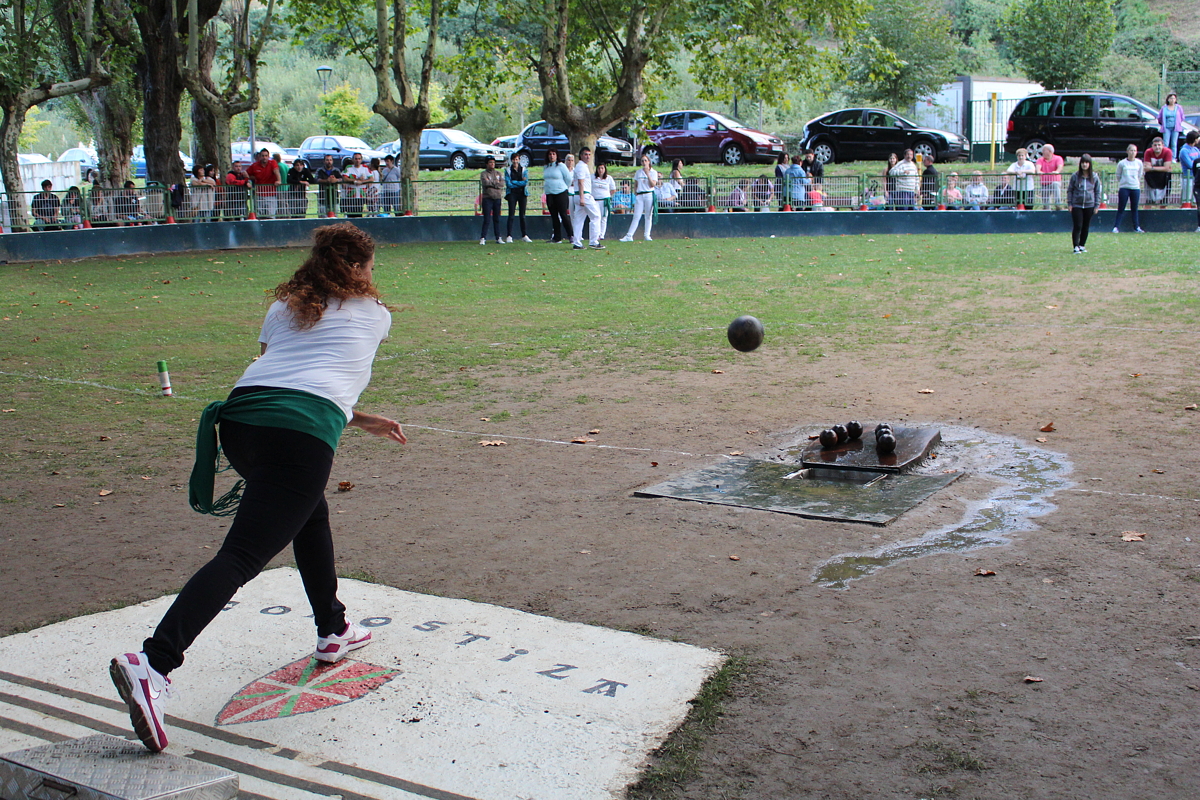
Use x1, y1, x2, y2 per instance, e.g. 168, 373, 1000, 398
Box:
0, 569, 724, 800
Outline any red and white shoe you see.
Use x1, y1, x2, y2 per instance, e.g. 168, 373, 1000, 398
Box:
109, 652, 172, 752
315, 622, 372, 663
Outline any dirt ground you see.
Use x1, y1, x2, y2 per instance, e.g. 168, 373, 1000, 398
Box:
4, 311, 1199, 799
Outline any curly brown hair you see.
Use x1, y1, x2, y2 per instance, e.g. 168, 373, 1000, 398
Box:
274, 223, 381, 329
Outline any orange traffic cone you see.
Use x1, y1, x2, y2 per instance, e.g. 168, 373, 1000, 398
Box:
783, 203, 793, 211
1016, 203, 1026, 210
937, 203, 946, 210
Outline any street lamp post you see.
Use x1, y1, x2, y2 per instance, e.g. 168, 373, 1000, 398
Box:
316, 66, 332, 135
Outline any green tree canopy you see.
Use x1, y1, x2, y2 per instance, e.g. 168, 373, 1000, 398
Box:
319, 83, 372, 138
844, 0, 958, 110
1000, 0, 1116, 90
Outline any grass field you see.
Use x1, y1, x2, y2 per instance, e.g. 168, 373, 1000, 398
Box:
2, 231, 1197, 489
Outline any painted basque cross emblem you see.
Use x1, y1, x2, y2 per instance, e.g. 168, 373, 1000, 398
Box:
216, 656, 401, 726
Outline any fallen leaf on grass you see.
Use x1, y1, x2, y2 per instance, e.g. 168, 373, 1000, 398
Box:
729, 555, 741, 561
1045, 305, 1058, 309
98, 489, 112, 496
480, 417, 490, 422
588, 429, 600, 434
98, 435, 111, 441
729, 450, 744, 456
1039, 422, 1056, 432
579, 550, 591, 555
1, 409, 14, 413
1185, 403, 1197, 410
1152, 469, 1164, 474
53, 503, 65, 508
974, 568, 996, 576
571, 437, 594, 444
1036, 437, 1047, 443
882, 313, 891, 318
479, 440, 507, 446
337, 481, 354, 492
746, 429, 758, 434
711, 369, 724, 374
1121, 531, 1146, 542
650, 461, 659, 467
1129, 373, 1142, 378
918, 388, 935, 394
1023, 676, 1044, 683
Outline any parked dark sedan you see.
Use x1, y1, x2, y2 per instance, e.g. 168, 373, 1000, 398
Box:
801, 108, 969, 164
643, 110, 784, 166
378, 129, 508, 170
515, 120, 636, 167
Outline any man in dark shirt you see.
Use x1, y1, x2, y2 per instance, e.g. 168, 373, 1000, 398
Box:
922, 160, 939, 209
316, 154, 342, 217
31, 180, 62, 229
801, 150, 824, 182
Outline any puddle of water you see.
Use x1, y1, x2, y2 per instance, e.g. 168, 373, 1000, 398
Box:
805, 426, 1074, 588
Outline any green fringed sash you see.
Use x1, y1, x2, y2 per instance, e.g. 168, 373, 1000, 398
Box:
189, 388, 346, 516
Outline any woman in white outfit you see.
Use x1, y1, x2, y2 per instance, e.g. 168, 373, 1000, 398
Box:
620, 153, 659, 241
564, 152, 578, 225
591, 162, 617, 241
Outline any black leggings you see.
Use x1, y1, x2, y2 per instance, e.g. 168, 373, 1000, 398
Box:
506, 193, 527, 238
1070, 206, 1095, 248
143, 408, 343, 676
547, 191, 573, 242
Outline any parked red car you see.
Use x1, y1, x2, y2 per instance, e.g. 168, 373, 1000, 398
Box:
643, 110, 785, 166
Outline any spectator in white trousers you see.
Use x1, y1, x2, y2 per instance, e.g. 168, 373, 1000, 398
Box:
620, 153, 659, 242
591, 162, 616, 241
570, 147, 604, 250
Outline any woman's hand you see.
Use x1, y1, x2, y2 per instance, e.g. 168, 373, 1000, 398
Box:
349, 411, 407, 444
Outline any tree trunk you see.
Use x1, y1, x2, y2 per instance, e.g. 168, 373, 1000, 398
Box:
0, 104, 31, 230
79, 85, 137, 187
189, 26, 219, 170
133, 0, 221, 186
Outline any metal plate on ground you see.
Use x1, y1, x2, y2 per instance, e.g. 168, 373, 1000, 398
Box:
0, 569, 723, 800
636, 457, 962, 525
0, 734, 237, 800
798, 426, 942, 473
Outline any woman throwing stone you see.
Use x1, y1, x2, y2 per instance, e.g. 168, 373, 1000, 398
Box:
110, 223, 406, 753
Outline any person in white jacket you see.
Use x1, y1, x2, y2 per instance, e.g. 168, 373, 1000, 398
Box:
620, 153, 659, 242
570, 147, 605, 250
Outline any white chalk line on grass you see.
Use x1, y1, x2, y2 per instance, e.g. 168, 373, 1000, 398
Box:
7, 371, 1197, 497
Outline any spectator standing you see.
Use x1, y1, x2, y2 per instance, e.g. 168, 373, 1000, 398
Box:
620, 152, 658, 241
31, 180, 61, 229
1035, 144, 1064, 210
1006, 148, 1036, 208
1181, 131, 1200, 211
964, 171, 989, 210
1066, 154, 1101, 253
287, 159, 315, 218
785, 155, 808, 208
1112, 144, 1145, 233
774, 153, 790, 210
223, 162, 249, 220
542, 148, 573, 244
479, 156, 504, 245
378, 155, 402, 216
190, 165, 217, 221
921, 158, 939, 208
730, 178, 748, 212
342, 153, 371, 218
1192, 154, 1200, 232
570, 147, 604, 250
274, 154, 289, 188
883, 153, 899, 208
366, 158, 381, 215
246, 149, 280, 219
802, 150, 824, 183
888, 150, 919, 210
1157, 93, 1184, 156
1143, 137, 1174, 206
564, 152, 578, 224
669, 159, 684, 193
591, 162, 616, 241
116, 180, 142, 224
503, 159, 530, 243
316, 155, 342, 217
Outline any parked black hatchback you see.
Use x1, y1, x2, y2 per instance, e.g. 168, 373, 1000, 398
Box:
1004, 91, 1193, 160
800, 108, 969, 165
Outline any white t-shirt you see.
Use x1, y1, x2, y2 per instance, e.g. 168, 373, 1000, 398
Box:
345, 165, 371, 197
1006, 160, 1036, 190
591, 175, 615, 200
573, 162, 593, 195
235, 297, 391, 420
634, 168, 659, 193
